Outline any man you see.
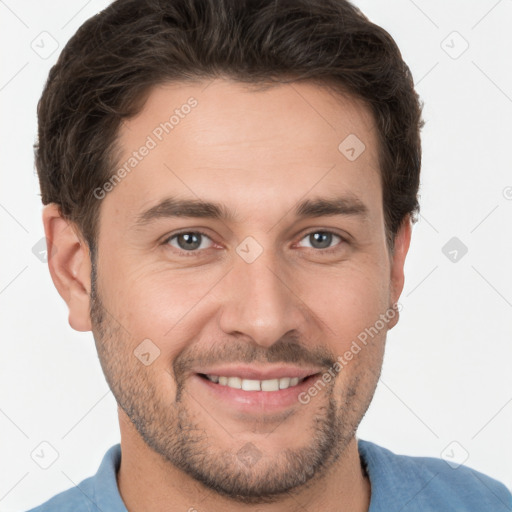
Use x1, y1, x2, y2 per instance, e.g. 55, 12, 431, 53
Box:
29, 0, 511, 510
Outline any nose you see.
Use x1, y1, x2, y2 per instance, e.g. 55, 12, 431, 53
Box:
218, 247, 309, 348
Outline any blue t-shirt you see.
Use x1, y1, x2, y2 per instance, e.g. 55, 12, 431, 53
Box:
26, 439, 512, 511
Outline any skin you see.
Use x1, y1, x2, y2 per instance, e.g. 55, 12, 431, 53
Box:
43, 79, 411, 512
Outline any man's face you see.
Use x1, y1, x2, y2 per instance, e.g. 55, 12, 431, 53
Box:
90, 79, 405, 501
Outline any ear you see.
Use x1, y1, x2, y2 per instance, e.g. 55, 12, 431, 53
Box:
387, 215, 412, 329
42, 203, 92, 332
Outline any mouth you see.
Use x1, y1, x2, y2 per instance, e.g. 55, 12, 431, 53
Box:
198, 373, 308, 391
191, 367, 323, 413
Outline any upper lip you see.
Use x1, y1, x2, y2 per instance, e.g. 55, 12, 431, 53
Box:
194, 365, 322, 381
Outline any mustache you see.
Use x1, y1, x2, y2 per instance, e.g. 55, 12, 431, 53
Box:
173, 335, 337, 379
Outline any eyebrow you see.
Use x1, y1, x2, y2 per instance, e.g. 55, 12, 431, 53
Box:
135, 194, 369, 227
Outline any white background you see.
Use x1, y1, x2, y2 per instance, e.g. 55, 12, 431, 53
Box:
1, 1, 511, 510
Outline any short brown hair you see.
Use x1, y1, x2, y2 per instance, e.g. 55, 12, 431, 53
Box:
35, 0, 424, 252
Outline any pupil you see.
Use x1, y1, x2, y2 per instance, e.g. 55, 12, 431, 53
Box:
178, 232, 201, 250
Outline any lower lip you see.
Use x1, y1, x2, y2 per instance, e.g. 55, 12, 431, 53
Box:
192, 373, 320, 413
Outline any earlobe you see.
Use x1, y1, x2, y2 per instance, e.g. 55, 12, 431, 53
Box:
388, 216, 412, 329
42, 204, 93, 332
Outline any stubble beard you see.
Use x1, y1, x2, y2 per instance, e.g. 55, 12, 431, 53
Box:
89, 261, 374, 504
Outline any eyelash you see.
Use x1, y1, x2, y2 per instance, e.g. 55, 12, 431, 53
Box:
162, 229, 347, 257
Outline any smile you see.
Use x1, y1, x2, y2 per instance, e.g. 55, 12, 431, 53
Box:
201, 374, 305, 391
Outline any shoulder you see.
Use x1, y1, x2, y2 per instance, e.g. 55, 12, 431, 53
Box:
358, 439, 512, 511
25, 476, 96, 512
24, 444, 124, 512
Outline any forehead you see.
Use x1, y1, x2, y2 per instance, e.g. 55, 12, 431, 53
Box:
105, 79, 381, 227
120, 78, 378, 157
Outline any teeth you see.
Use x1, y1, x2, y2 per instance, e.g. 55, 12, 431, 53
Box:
227, 376, 242, 389
261, 379, 279, 391
279, 377, 290, 389
205, 374, 305, 391
241, 379, 261, 391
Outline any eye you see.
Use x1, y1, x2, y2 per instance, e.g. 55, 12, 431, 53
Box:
164, 231, 214, 253
297, 230, 344, 251
162, 229, 346, 257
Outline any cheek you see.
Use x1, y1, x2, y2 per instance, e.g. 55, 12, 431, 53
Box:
296, 262, 391, 350
98, 259, 223, 356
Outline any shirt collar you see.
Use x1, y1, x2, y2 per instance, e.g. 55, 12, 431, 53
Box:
92, 443, 127, 511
